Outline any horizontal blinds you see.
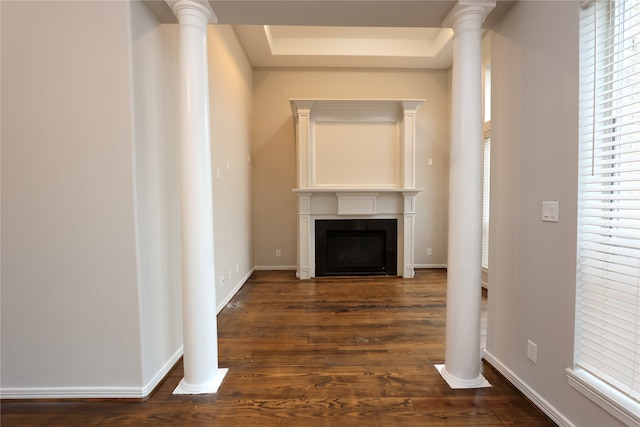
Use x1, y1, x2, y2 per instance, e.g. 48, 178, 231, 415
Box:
576, 0, 640, 403
482, 135, 491, 270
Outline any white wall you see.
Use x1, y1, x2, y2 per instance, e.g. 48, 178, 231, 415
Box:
487, 2, 623, 426
251, 69, 450, 269
130, 1, 183, 391
1, 1, 143, 394
208, 26, 254, 310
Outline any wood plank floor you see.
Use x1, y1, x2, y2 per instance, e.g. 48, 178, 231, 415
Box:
2, 269, 556, 426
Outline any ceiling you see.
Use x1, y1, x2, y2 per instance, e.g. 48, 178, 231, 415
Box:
233, 25, 455, 68
145, 0, 515, 69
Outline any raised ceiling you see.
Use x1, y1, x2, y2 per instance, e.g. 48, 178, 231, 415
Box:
145, 0, 515, 69
233, 25, 454, 68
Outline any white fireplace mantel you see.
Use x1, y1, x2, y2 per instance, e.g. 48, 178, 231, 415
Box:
290, 99, 424, 279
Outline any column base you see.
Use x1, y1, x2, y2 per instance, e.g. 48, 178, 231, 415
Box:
298, 268, 310, 280
173, 368, 229, 395
435, 364, 491, 389
403, 266, 415, 278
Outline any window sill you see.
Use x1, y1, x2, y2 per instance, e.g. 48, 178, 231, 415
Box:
566, 368, 640, 426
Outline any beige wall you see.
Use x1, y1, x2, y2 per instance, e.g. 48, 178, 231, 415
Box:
251, 69, 451, 269
487, 2, 623, 426
1, 0, 143, 391
0, 1, 253, 397
208, 25, 254, 308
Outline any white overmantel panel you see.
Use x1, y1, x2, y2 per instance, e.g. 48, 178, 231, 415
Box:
290, 99, 424, 190
290, 99, 424, 279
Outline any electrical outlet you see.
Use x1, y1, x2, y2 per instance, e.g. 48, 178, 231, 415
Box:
219, 275, 225, 285
275, 249, 281, 257
427, 248, 432, 256
527, 340, 538, 364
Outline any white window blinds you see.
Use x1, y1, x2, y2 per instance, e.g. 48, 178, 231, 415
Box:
576, 0, 640, 406
482, 134, 491, 270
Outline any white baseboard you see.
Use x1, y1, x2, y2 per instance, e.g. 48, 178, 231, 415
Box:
253, 265, 297, 271
216, 268, 255, 314
483, 350, 575, 427
414, 264, 448, 269
255, 265, 448, 274
1, 346, 184, 399
1, 268, 254, 400
141, 345, 183, 397
0, 385, 147, 400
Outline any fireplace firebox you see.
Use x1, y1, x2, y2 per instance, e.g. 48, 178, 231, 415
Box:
315, 219, 397, 276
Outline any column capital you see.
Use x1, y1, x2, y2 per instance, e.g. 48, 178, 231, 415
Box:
442, 1, 496, 30
290, 99, 314, 116
166, 0, 217, 24
401, 100, 423, 115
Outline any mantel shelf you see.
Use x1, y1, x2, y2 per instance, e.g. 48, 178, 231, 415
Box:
290, 99, 425, 121
293, 188, 424, 194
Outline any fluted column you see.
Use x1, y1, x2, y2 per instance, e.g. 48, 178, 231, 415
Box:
168, 0, 228, 394
437, 0, 495, 389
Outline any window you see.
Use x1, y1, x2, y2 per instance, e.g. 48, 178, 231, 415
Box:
482, 132, 491, 270
570, 0, 640, 424
482, 62, 491, 272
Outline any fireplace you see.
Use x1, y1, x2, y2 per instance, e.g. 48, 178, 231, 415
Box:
290, 99, 424, 279
315, 219, 397, 276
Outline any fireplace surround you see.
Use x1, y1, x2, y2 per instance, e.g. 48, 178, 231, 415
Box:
290, 99, 424, 279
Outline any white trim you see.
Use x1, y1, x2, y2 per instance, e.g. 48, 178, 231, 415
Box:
141, 345, 184, 397
566, 368, 640, 426
414, 264, 448, 269
253, 265, 453, 274
483, 350, 575, 427
0, 386, 148, 400
253, 265, 297, 271
216, 268, 254, 314
0, 345, 184, 399
336, 192, 379, 215
435, 364, 491, 389
0, 264, 253, 400
173, 368, 228, 395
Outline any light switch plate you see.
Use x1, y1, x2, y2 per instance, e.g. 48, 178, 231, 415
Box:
542, 201, 559, 222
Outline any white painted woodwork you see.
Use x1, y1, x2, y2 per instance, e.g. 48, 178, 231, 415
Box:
290, 99, 424, 279
439, 0, 495, 389
168, 0, 228, 395
336, 193, 379, 215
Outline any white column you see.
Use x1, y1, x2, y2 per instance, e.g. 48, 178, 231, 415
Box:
295, 192, 313, 279
290, 100, 314, 279
401, 101, 423, 189
290, 100, 314, 189
437, 1, 495, 389
168, 0, 227, 394
402, 191, 420, 279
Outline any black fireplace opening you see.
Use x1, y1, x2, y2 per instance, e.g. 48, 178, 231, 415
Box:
315, 219, 397, 277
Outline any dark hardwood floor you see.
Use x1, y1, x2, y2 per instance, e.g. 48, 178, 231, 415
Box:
2, 269, 556, 426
